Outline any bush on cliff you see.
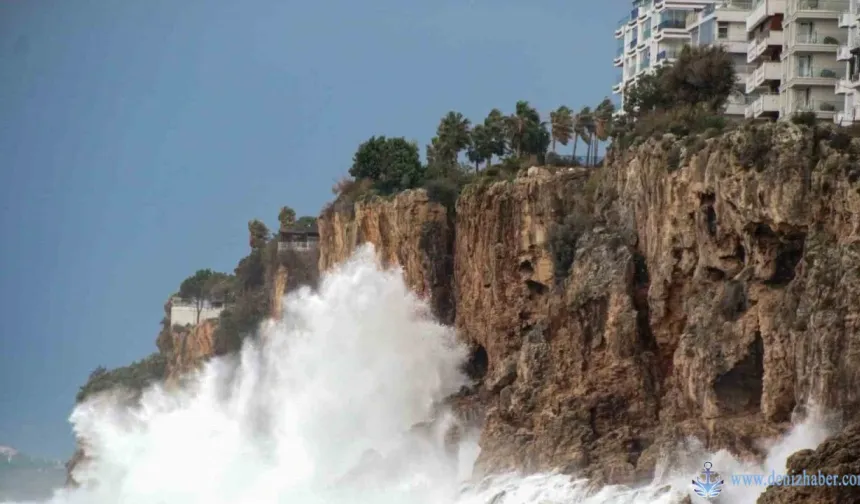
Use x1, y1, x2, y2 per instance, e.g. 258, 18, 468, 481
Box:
212, 223, 276, 355
548, 210, 593, 285
612, 44, 736, 148
76, 352, 167, 403
327, 99, 615, 214
349, 136, 425, 196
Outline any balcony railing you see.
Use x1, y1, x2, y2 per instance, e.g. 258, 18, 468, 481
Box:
617, 16, 630, 29
686, 11, 700, 28
794, 66, 845, 78
723, 0, 754, 8
616, 45, 625, 57
658, 19, 687, 30
656, 49, 680, 61
795, 31, 845, 45
793, 99, 842, 113
793, 0, 850, 13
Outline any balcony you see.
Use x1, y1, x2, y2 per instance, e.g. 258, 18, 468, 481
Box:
745, 61, 782, 92
655, 49, 680, 63
788, 31, 845, 53
745, 93, 781, 117
789, 0, 850, 19
657, 18, 688, 30
785, 65, 845, 87
725, 93, 752, 116
747, 0, 788, 31
747, 30, 785, 62
791, 98, 842, 119
839, 11, 855, 26
615, 16, 629, 37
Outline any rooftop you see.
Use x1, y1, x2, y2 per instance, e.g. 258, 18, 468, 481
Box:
280, 223, 319, 237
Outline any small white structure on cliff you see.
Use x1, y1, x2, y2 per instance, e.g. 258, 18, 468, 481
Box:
278, 224, 320, 253
169, 297, 225, 327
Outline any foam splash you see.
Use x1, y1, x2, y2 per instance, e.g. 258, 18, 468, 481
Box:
7, 245, 833, 504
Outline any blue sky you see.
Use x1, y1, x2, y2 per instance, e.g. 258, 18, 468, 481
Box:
0, 0, 625, 459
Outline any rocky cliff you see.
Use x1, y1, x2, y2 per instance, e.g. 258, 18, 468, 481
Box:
317, 122, 860, 495
156, 320, 217, 384
318, 189, 455, 324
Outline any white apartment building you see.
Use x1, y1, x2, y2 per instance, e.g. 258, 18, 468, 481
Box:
835, 0, 860, 124
779, 0, 847, 120
688, 1, 757, 117
613, 0, 718, 107
169, 297, 225, 327
614, 0, 854, 123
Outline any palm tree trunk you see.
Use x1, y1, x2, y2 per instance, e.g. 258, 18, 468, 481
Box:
572, 137, 579, 164
552, 138, 557, 153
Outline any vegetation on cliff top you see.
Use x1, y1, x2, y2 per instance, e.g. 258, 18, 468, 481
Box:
323, 97, 616, 217
75, 353, 166, 403
79, 205, 318, 402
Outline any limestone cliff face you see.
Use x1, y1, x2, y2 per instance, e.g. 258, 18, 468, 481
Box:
157, 320, 217, 384
758, 421, 860, 504
318, 122, 860, 493
318, 189, 455, 323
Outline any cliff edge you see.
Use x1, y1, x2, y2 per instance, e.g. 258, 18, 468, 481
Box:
317, 121, 860, 492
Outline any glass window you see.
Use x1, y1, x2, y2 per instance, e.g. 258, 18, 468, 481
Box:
718, 22, 728, 39
699, 19, 715, 45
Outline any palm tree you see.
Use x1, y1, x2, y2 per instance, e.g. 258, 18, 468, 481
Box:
549, 106, 573, 154
574, 106, 593, 166
592, 98, 616, 166
467, 124, 490, 172
436, 111, 472, 166
505, 101, 540, 158
483, 109, 507, 165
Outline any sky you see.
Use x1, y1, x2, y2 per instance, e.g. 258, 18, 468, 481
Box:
0, 0, 626, 459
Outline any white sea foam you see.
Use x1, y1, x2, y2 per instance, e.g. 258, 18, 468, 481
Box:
6, 245, 833, 504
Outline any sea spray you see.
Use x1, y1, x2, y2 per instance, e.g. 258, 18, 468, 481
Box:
6, 245, 833, 504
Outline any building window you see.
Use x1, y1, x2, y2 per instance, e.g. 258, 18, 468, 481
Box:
717, 22, 728, 39
700, 19, 715, 45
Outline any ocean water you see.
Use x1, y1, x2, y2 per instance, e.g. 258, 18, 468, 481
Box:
5, 245, 832, 504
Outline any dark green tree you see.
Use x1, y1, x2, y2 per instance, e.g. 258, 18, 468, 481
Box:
505, 101, 541, 158
278, 206, 296, 231
349, 136, 423, 194
662, 45, 736, 112
622, 66, 672, 117
483, 109, 508, 164
466, 124, 491, 171
550, 106, 574, 154
248, 219, 270, 250
436, 111, 472, 166
503, 101, 549, 159
178, 269, 218, 324
295, 216, 316, 229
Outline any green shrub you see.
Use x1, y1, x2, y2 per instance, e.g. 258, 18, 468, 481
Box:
666, 145, 682, 172
733, 125, 773, 171
791, 112, 817, 127
424, 176, 462, 216
548, 211, 593, 284
76, 353, 167, 403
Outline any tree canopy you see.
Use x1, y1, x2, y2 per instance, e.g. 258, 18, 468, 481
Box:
349, 136, 424, 195
76, 353, 166, 403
